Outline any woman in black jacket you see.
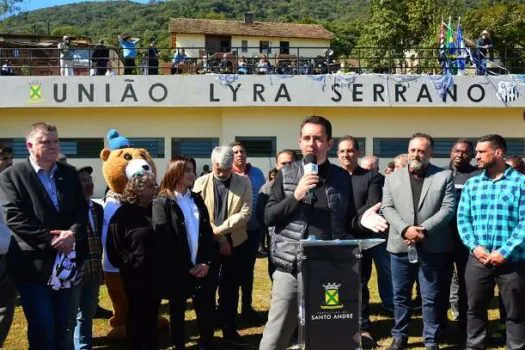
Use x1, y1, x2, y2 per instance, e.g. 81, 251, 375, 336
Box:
153, 157, 217, 350
106, 172, 159, 350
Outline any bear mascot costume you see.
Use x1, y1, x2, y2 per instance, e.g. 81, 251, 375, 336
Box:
100, 129, 167, 338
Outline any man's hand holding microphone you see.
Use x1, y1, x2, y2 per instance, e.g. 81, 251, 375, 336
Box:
293, 153, 388, 234
294, 153, 318, 203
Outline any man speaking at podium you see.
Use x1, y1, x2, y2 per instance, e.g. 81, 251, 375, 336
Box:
259, 116, 388, 350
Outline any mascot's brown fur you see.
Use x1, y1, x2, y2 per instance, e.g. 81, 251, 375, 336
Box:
99, 130, 167, 339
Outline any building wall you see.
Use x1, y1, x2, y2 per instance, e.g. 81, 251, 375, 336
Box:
174, 34, 206, 58
1, 106, 522, 197
230, 36, 330, 59
174, 33, 329, 59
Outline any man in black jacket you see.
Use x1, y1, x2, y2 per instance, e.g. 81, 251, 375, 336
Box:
259, 116, 388, 350
91, 39, 110, 76
445, 139, 478, 333
337, 136, 391, 348
0, 122, 87, 349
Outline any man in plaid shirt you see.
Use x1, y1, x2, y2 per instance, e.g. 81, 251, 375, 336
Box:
457, 134, 525, 350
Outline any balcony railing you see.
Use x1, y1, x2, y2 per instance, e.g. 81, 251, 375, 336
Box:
0, 46, 524, 76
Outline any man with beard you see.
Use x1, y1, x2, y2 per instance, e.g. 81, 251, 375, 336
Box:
445, 140, 478, 333
382, 133, 455, 350
458, 135, 525, 350
337, 136, 392, 348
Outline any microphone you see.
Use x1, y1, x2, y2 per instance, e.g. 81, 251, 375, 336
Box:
303, 153, 318, 205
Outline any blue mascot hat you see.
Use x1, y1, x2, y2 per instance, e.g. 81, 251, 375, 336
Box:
107, 129, 131, 151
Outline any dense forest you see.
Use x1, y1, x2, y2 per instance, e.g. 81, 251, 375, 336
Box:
0, 0, 524, 68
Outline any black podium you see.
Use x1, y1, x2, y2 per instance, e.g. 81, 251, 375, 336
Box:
297, 238, 385, 350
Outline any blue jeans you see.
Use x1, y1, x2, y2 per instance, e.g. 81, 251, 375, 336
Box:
67, 280, 100, 349
16, 282, 72, 350
361, 241, 393, 330
390, 248, 450, 346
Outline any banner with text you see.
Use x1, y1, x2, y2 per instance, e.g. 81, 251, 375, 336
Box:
2, 74, 525, 108
299, 243, 361, 350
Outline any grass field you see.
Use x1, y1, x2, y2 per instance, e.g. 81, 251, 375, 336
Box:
4, 257, 504, 349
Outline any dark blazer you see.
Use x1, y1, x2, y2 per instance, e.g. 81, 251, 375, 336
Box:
90, 200, 104, 238
152, 192, 217, 298
0, 159, 88, 283
350, 166, 384, 215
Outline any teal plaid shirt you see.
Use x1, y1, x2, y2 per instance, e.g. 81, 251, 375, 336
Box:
457, 166, 525, 261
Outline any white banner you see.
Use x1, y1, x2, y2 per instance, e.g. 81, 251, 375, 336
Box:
2, 74, 524, 108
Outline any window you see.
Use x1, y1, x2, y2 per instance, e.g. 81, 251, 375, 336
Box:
128, 138, 165, 158
0, 138, 104, 158
279, 41, 290, 55
259, 41, 270, 54
171, 138, 219, 158
0, 138, 27, 158
372, 138, 410, 158
430, 138, 465, 158
506, 138, 525, 156
241, 40, 248, 53
329, 137, 366, 158
60, 138, 104, 158
220, 40, 231, 52
235, 137, 276, 157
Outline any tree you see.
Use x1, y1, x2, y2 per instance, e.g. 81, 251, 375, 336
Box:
51, 25, 83, 38
355, 0, 409, 72
463, 3, 525, 72
324, 21, 359, 57
0, 0, 24, 15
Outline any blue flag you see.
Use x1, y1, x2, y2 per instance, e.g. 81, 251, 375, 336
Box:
457, 23, 466, 72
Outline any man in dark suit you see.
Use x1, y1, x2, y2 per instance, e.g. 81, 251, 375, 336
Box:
337, 136, 392, 348
0, 122, 87, 349
382, 133, 455, 350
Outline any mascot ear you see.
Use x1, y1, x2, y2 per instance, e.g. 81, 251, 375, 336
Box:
100, 148, 111, 161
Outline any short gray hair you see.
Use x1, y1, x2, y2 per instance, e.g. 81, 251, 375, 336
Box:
211, 145, 233, 169
361, 155, 378, 166
25, 122, 57, 141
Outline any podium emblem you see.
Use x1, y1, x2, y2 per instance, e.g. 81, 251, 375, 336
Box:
321, 283, 343, 309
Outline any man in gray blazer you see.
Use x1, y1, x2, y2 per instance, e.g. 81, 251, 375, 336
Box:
382, 133, 456, 350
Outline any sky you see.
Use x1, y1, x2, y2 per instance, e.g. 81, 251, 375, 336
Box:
20, 0, 150, 12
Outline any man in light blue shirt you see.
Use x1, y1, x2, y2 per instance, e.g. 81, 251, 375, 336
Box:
458, 134, 525, 350
118, 34, 139, 75
0, 122, 88, 349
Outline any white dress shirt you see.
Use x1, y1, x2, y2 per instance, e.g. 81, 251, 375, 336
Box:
174, 190, 200, 264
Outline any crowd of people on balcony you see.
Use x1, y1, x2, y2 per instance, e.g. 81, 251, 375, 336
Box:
0, 28, 504, 77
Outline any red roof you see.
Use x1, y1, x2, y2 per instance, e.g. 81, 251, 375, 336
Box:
169, 18, 333, 40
